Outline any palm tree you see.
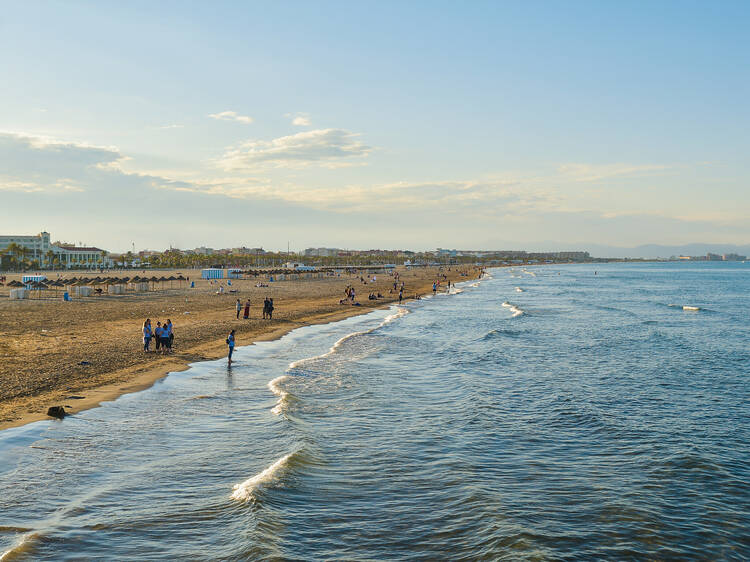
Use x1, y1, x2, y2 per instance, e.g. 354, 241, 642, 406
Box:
45, 250, 56, 269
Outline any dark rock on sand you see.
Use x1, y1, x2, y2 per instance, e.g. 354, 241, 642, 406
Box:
47, 406, 66, 419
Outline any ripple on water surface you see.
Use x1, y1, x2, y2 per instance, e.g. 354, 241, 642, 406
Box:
1, 264, 749, 560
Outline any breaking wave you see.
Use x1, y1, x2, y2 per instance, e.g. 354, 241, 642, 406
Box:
502, 302, 525, 317
231, 451, 301, 502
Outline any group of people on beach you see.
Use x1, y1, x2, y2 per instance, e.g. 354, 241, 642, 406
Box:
235, 298, 274, 319
142, 318, 174, 353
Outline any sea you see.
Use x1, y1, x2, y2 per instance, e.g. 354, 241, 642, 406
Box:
1, 262, 748, 560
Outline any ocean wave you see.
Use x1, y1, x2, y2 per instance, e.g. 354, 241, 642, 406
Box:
481, 328, 522, 340
1, 532, 40, 561
666, 303, 706, 312
274, 307, 410, 414
231, 451, 300, 502
268, 375, 297, 416
501, 302, 525, 317
288, 307, 409, 371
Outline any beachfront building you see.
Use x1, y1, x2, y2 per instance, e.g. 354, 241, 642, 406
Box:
0, 231, 55, 264
304, 248, 342, 257
0, 231, 110, 268
55, 245, 110, 268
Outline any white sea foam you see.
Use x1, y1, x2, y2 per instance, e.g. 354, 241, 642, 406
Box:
268, 375, 290, 415
515, 287, 524, 292
274, 307, 410, 414
502, 301, 525, 317
0, 532, 39, 561
288, 307, 409, 371
231, 452, 295, 502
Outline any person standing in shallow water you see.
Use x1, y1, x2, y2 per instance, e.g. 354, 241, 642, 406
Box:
227, 329, 235, 364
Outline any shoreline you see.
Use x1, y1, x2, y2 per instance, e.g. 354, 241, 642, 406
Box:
1, 267, 483, 432
0, 304, 403, 432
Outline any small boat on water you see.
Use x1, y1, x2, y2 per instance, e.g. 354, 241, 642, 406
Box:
683, 305, 700, 311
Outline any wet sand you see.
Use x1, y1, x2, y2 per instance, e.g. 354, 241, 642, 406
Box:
0, 266, 478, 429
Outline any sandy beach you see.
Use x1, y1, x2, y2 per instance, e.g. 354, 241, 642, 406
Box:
0, 266, 478, 430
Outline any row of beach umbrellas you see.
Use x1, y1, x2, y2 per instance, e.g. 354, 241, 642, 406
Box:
2, 275, 188, 291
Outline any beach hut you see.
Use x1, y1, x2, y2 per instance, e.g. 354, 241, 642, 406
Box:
22, 274, 47, 289
227, 268, 242, 279
201, 268, 224, 280
9, 287, 27, 299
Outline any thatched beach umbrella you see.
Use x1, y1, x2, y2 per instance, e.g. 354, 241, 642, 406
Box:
29, 280, 45, 299
48, 280, 63, 297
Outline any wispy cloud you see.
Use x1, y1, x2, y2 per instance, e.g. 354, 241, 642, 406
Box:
557, 163, 671, 182
285, 112, 312, 126
208, 110, 254, 124
157, 124, 184, 130
217, 128, 372, 170
0, 132, 193, 196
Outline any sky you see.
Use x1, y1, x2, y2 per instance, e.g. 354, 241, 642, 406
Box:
1, 0, 748, 253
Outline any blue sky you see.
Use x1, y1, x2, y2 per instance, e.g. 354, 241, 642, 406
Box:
1, 1, 748, 252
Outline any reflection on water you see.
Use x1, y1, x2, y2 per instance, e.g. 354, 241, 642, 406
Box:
1, 263, 749, 560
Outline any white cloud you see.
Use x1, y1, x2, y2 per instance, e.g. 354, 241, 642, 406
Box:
157, 124, 184, 130
217, 128, 372, 170
285, 112, 312, 126
208, 110, 254, 124
557, 163, 671, 182
0, 132, 194, 196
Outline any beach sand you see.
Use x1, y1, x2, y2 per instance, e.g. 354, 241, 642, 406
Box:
0, 266, 478, 429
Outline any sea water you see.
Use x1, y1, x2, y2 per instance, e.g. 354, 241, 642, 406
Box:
1, 262, 748, 560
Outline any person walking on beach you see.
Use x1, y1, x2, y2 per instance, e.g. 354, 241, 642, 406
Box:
166, 319, 174, 351
268, 298, 274, 319
262, 297, 269, 319
227, 329, 235, 364
432, 282, 437, 295
398, 287, 403, 304
143, 319, 152, 352
235, 298, 242, 319
243, 299, 251, 319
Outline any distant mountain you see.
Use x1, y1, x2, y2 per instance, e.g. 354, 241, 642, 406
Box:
584, 243, 750, 259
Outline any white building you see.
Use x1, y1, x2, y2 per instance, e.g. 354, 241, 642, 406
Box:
304, 247, 341, 257
0, 232, 55, 263
0, 231, 110, 268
